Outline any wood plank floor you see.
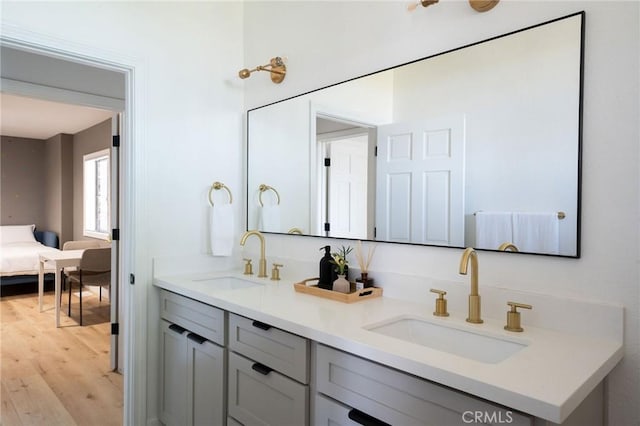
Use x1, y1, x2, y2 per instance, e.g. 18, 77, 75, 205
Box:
1, 288, 123, 425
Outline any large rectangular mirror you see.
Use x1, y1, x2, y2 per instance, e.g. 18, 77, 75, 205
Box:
247, 12, 583, 257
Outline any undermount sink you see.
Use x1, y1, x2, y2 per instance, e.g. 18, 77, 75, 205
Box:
364, 315, 528, 363
191, 276, 261, 290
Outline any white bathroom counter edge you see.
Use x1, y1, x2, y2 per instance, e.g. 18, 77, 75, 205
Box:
153, 272, 623, 424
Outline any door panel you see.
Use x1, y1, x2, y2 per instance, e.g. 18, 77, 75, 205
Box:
422, 171, 450, 244
326, 135, 369, 239
377, 115, 465, 246
387, 172, 411, 242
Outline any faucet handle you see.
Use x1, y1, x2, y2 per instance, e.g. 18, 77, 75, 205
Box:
504, 301, 533, 332
271, 263, 283, 281
243, 258, 253, 275
430, 289, 450, 317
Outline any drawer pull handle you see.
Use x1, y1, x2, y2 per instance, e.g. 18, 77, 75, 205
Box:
348, 409, 391, 426
252, 320, 272, 331
251, 362, 273, 375
187, 333, 206, 344
168, 324, 187, 335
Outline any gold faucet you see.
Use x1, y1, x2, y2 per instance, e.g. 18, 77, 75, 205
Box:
459, 248, 483, 324
240, 230, 267, 278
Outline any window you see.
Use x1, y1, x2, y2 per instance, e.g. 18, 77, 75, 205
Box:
83, 149, 110, 240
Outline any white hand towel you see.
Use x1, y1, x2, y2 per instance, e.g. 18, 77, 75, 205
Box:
475, 211, 513, 250
512, 212, 559, 255
210, 204, 234, 256
258, 205, 281, 233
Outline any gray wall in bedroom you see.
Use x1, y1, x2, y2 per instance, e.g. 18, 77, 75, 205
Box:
72, 119, 111, 242
0, 136, 46, 227
1, 119, 109, 243
42, 133, 74, 244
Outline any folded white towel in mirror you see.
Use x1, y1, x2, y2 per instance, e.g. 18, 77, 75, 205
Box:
259, 205, 281, 233
475, 211, 513, 250
210, 204, 234, 256
512, 212, 559, 255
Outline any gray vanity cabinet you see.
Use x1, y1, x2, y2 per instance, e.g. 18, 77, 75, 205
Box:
159, 291, 226, 426
314, 393, 366, 426
315, 343, 533, 426
157, 287, 604, 426
159, 321, 188, 426
227, 313, 310, 426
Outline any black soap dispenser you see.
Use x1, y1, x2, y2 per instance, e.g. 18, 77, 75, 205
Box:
318, 246, 335, 290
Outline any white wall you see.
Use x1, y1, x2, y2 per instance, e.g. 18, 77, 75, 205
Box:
391, 16, 580, 255
243, 2, 639, 425
247, 71, 392, 233
247, 99, 311, 231
1, 2, 244, 424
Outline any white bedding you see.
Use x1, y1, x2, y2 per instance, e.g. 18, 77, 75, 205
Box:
0, 242, 58, 276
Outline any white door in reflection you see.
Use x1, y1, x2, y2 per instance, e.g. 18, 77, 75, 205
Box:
376, 115, 465, 246
324, 134, 369, 239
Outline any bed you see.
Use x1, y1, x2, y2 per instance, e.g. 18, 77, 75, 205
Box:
1, 224, 60, 288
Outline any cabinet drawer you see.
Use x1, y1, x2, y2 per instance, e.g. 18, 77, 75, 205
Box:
228, 313, 309, 383
315, 393, 389, 426
228, 351, 308, 426
160, 290, 225, 345
316, 344, 532, 426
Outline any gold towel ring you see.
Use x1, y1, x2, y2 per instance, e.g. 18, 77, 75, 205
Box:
258, 184, 280, 206
498, 242, 519, 252
208, 182, 233, 206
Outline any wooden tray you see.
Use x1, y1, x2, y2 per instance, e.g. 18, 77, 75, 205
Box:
293, 278, 383, 303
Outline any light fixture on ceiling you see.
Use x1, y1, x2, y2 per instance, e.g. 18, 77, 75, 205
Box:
408, 0, 499, 13
238, 57, 287, 84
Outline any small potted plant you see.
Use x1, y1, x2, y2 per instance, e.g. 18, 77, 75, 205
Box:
330, 245, 352, 293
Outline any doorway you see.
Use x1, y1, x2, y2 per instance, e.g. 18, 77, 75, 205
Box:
1, 41, 130, 422
318, 128, 370, 239
313, 114, 377, 240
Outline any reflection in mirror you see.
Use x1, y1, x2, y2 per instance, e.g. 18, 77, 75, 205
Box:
247, 12, 583, 257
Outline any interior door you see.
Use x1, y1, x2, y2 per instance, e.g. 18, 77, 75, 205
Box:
326, 134, 369, 239
376, 115, 465, 246
110, 113, 122, 372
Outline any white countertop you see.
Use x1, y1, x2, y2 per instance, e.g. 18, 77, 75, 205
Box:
153, 270, 623, 423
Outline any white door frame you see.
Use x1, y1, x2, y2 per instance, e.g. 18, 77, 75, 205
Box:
110, 113, 122, 372
309, 102, 377, 237
319, 130, 370, 239
1, 26, 147, 425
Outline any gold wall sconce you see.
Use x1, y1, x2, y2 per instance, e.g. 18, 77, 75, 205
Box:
238, 57, 287, 84
469, 0, 500, 12
408, 0, 499, 12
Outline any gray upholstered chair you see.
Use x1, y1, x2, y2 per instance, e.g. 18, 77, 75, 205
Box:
61, 240, 102, 297
66, 247, 111, 325
62, 240, 102, 251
